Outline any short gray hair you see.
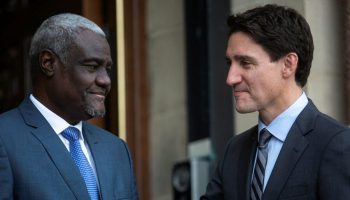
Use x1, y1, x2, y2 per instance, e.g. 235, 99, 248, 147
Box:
29, 13, 106, 81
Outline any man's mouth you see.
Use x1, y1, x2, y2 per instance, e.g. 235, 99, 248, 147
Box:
94, 94, 105, 101
233, 89, 247, 97
87, 90, 107, 102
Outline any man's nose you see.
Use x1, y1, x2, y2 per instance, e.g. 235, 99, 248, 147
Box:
96, 68, 111, 88
226, 64, 242, 86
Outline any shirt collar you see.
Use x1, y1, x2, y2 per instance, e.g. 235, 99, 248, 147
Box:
258, 92, 308, 142
30, 94, 84, 139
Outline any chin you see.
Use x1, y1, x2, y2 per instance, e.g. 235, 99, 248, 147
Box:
235, 105, 257, 114
84, 105, 106, 118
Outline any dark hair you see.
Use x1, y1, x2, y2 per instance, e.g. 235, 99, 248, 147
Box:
227, 4, 314, 87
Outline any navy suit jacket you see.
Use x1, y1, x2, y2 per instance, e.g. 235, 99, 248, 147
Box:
0, 97, 138, 200
202, 101, 350, 200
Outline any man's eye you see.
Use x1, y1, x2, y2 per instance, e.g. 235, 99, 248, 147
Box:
240, 60, 252, 68
106, 67, 112, 76
85, 65, 98, 71
226, 59, 232, 66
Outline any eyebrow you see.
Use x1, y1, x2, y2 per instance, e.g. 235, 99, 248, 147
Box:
234, 55, 255, 61
81, 57, 113, 66
228, 54, 258, 64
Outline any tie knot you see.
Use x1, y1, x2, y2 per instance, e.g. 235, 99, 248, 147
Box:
258, 128, 272, 148
62, 127, 80, 142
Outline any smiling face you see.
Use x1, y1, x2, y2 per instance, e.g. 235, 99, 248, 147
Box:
48, 29, 112, 124
226, 32, 286, 118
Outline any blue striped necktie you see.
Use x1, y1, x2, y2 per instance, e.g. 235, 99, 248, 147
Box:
62, 127, 100, 200
251, 128, 272, 200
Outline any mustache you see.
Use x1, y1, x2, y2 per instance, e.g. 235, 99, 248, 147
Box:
86, 88, 109, 96
233, 85, 248, 92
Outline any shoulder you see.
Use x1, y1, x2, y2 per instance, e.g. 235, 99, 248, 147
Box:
221, 125, 257, 157
296, 102, 350, 151
297, 100, 349, 135
226, 125, 257, 147
83, 122, 129, 148
83, 122, 116, 136
83, 122, 134, 162
0, 97, 39, 129
316, 111, 348, 129
314, 112, 350, 146
0, 107, 21, 123
0, 107, 24, 134
310, 108, 349, 137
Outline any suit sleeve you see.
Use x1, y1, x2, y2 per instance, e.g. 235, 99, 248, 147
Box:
0, 136, 14, 199
319, 129, 350, 199
200, 159, 225, 200
121, 140, 139, 200
201, 138, 236, 200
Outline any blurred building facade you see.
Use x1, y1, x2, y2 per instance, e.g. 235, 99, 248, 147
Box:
0, 0, 349, 199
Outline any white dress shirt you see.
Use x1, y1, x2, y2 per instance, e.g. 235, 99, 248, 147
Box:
253, 92, 308, 190
29, 94, 98, 177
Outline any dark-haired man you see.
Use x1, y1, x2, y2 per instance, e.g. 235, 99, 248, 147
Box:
202, 4, 350, 200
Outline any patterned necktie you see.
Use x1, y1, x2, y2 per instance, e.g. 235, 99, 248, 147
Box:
62, 127, 100, 200
251, 128, 272, 200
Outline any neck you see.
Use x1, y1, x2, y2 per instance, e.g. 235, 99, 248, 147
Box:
259, 86, 303, 125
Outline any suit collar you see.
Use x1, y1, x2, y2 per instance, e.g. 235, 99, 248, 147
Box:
19, 97, 91, 199
258, 93, 309, 145
28, 95, 85, 137
262, 101, 318, 199
18, 97, 47, 128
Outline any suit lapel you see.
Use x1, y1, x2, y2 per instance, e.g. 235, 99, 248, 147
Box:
19, 98, 91, 200
82, 123, 112, 200
263, 101, 318, 200
263, 125, 308, 199
238, 126, 258, 200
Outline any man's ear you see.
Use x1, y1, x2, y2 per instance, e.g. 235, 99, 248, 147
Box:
38, 49, 57, 77
282, 52, 298, 78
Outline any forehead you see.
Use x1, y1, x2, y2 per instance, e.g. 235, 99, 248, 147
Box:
226, 32, 269, 59
73, 29, 111, 59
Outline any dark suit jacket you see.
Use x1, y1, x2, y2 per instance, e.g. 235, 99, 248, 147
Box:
0, 97, 138, 200
202, 101, 350, 200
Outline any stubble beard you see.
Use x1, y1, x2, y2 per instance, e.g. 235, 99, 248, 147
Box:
235, 98, 258, 114
84, 105, 106, 118
83, 92, 107, 118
